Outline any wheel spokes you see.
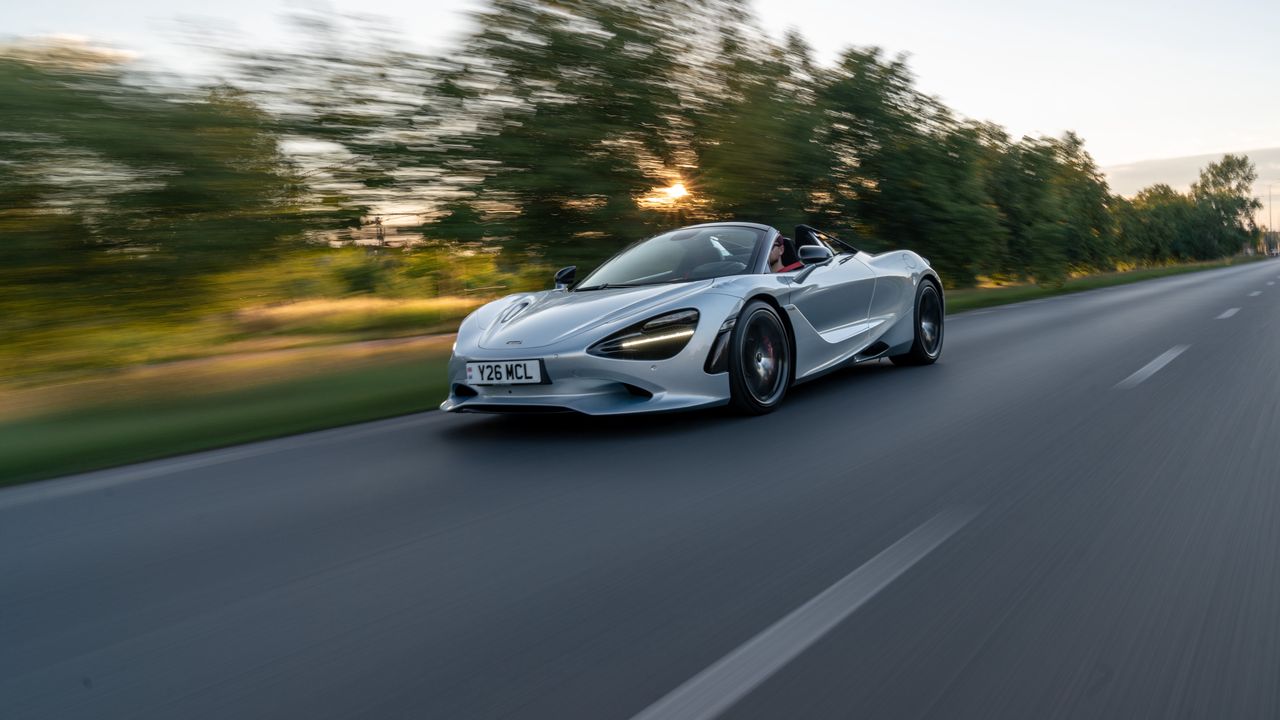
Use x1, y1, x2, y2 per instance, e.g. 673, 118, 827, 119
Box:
741, 313, 787, 404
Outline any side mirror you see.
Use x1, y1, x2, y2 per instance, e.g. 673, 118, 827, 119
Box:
797, 245, 834, 265
554, 265, 576, 290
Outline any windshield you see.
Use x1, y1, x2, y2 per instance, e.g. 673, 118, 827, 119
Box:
577, 226, 765, 289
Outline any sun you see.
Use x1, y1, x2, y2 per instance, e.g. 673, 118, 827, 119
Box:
639, 181, 692, 208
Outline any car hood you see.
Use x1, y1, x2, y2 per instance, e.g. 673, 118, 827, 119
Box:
477, 280, 715, 350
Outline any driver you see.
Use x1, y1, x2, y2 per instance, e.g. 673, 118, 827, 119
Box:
769, 236, 804, 273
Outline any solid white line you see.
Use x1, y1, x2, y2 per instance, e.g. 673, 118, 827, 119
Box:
629, 507, 980, 720
1216, 308, 1240, 319
0, 412, 451, 511
1116, 345, 1190, 390
1249, 291, 1262, 297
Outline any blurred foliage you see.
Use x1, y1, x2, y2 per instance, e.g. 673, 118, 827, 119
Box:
0, 0, 1266, 383
421, 0, 1258, 283
1112, 156, 1262, 264
426, 0, 691, 267
0, 46, 349, 302
220, 12, 444, 207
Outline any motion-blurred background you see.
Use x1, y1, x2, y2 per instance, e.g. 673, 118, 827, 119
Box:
0, 0, 1267, 481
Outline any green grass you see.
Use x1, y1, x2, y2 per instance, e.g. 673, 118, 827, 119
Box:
0, 355, 450, 486
946, 256, 1267, 313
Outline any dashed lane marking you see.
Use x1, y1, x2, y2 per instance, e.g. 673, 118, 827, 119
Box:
630, 507, 980, 720
1116, 345, 1190, 390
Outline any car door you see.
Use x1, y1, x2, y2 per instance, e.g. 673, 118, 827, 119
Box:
865, 252, 916, 326
788, 251, 877, 346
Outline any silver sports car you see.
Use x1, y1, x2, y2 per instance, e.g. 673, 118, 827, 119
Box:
441, 222, 943, 415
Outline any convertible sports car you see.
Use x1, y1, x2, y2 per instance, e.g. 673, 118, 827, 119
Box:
441, 222, 943, 415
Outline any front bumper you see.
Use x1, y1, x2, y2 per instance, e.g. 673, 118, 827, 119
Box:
441, 336, 732, 416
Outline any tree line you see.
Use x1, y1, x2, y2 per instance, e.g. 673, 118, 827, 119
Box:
0, 0, 1263, 326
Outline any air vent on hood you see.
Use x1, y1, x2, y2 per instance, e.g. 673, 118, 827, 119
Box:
499, 301, 530, 323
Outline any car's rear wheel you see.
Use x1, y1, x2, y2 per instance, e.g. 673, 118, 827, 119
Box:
890, 279, 943, 366
728, 300, 791, 415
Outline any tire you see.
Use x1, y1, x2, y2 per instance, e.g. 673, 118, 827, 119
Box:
728, 300, 791, 415
890, 279, 944, 366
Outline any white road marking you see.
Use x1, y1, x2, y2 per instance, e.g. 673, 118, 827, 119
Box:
630, 507, 980, 720
1269, 282, 1275, 286
1249, 291, 1262, 297
1116, 345, 1190, 390
0, 411, 451, 511
1216, 308, 1240, 319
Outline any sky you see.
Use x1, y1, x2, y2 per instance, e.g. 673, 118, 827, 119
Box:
9, 0, 1280, 191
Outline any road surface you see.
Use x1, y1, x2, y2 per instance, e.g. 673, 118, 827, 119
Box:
4, 260, 1280, 719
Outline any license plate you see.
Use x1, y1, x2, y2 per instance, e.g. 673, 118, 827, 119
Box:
466, 360, 543, 385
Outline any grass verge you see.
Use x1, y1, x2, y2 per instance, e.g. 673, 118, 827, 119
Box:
0, 355, 449, 487
946, 256, 1268, 313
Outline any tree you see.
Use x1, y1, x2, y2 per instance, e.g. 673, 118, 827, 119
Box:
1050, 132, 1116, 272
817, 49, 1005, 286
223, 12, 442, 233
1191, 154, 1261, 256
1116, 185, 1186, 262
430, 0, 690, 268
686, 29, 835, 231
0, 44, 328, 315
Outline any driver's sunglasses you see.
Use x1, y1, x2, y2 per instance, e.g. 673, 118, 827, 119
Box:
772, 238, 784, 248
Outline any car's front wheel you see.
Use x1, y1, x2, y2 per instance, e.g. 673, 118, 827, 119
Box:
728, 300, 791, 415
890, 278, 943, 366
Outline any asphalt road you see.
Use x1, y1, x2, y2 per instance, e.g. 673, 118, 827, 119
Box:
5, 260, 1280, 719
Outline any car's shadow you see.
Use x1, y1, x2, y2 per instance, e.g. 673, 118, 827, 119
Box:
438, 359, 909, 444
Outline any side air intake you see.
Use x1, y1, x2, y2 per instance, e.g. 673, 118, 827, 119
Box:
854, 341, 891, 362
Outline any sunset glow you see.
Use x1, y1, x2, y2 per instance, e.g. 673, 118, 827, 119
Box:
662, 183, 688, 200
639, 181, 691, 208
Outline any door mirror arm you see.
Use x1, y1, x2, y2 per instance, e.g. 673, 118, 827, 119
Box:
792, 259, 832, 283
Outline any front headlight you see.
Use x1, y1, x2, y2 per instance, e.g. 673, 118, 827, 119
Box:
587, 309, 699, 360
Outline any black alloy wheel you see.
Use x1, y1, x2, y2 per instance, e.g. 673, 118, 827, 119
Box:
728, 300, 791, 414
891, 279, 944, 366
